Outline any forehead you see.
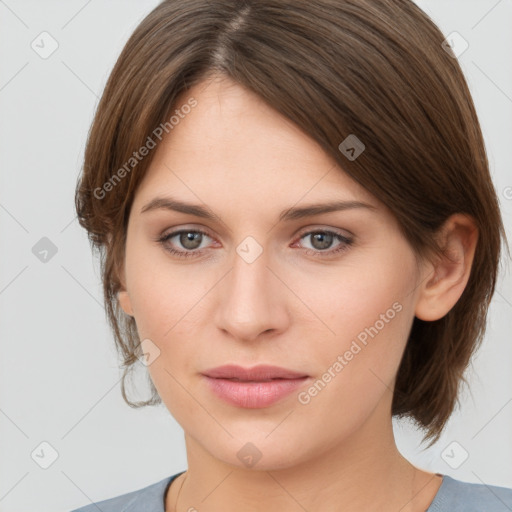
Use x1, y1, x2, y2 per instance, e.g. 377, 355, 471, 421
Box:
133, 76, 379, 212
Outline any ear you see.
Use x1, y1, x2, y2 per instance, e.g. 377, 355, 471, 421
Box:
117, 261, 134, 317
118, 289, 134, 317
415, 213, 478, 321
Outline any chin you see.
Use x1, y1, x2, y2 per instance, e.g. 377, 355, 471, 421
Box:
198, 431, 317, 472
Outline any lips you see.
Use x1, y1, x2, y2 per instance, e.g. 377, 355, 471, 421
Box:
201, 364, 310, 408
201, 364, 308, 381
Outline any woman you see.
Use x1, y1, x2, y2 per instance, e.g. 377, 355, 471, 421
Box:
71, 0, 512, 511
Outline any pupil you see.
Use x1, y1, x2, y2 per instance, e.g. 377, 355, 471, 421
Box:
181, 232, 201, 249
312, 233, 333, 250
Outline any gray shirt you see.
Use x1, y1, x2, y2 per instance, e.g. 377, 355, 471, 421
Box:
70, 471, 512, 511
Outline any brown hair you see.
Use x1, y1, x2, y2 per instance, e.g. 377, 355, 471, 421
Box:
75, 0, 508, 446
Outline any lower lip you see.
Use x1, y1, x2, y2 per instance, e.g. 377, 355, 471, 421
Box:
202, 376, 309, 408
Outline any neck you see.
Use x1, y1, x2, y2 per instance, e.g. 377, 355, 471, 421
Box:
167, 398, 442, 512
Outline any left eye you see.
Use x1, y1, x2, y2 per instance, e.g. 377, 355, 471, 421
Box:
157, 229, 353, 258
298, 231, 349, 252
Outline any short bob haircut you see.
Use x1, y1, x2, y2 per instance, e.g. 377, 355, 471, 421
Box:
75, 0, 508, 447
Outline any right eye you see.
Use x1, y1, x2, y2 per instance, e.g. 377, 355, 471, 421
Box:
157, 229, 215, 258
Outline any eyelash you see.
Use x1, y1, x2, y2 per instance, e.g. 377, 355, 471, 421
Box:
156, 228, 354, 259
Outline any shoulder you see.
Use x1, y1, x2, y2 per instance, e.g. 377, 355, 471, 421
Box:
69, 472, 183, 512
430, 474, 512, 512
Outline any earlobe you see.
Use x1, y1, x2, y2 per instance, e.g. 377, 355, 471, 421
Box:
414, 213, 478, 322
116, 255, 134, 317
117, 267, 134, 317
118, 289, 134, 316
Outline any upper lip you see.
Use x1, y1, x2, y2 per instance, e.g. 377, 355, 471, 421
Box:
202, 364, 309, 381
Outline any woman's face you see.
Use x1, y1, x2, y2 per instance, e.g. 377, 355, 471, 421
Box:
118, 75, 429, 470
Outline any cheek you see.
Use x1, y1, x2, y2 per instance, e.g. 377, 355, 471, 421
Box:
289, 286, 412, 444
290, 249, 416, 396
124, 238, 204, 339
287, 251, 414, 349
126, 258, 211, 391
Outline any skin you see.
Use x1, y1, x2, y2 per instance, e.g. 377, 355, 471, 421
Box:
118, 74, 478, 512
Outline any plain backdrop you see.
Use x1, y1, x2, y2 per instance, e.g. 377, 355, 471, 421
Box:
0, 1, 511, 511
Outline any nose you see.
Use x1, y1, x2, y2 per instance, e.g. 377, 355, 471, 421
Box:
213, 245, 290, 342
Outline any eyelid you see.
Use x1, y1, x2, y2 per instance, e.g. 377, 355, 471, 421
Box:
159, 224, 217, 240
294, 224, 354, 239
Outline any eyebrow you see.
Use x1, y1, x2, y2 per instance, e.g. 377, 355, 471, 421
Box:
140, 196, 376, 222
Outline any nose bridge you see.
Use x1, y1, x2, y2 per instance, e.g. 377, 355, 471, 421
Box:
214, 237, 288, 340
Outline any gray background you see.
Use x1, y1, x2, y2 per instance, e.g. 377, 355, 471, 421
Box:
0, 1, 510, 511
